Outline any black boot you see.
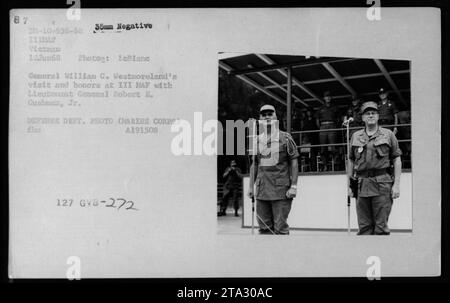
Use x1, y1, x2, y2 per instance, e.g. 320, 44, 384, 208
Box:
234, 210, 239, 217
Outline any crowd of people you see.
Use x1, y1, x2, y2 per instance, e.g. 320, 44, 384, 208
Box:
219, 100, 405, 235
291, 88, 411, 171
217, 87, 411, 218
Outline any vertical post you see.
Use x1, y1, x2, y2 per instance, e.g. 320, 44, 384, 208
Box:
251, 119, 257, 235
286, 67, 292, 133
346, 122, 351, 235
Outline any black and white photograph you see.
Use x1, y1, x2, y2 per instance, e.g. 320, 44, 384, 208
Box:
5, 5, 443, 282
217, 53, 412, 235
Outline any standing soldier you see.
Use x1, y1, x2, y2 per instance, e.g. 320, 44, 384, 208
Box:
218, 160, 243, 217
248, 105, 299, 235
315, 91, 339, 171
344, 94, 364, 138
348, 101, 402, 235
378, 88, 399, 134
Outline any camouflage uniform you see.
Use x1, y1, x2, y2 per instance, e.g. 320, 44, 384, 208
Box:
255, 131, 299, 234
349, 127, 402, 235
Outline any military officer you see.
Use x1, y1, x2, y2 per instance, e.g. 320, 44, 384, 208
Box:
347, 101, 402, 235
315, 91, 339, 170
344, 94, 364, 139
248, 105, 299, 235
378, 88, 399, 134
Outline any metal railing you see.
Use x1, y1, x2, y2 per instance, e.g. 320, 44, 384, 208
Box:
292, 123, 411, 149
243, 123, 411, 173
292, 123, 411, 172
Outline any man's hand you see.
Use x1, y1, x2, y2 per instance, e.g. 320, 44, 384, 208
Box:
393, 127, 398, 135
286, 187, 297, 199
348, 187, 354, 198
391, 184, 400, 199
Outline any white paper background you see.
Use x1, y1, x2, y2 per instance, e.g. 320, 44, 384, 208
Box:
9, 8, 440, 278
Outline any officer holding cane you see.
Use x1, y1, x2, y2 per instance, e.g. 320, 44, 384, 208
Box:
248, 105, 299, 235
347, 101, 402, 235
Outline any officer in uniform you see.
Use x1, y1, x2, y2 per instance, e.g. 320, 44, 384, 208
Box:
248, 105, 299, 235
315, 91, 339, 170
378, 88, 399, 134
344, 94, 364, 139
348, 101, 402, 235
218, 160, 243, 217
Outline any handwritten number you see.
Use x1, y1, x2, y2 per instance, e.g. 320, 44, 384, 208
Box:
117, 198, 127, 210
106, 198, 116, 207
125, 201, 138, 210
58, 197, 137, 210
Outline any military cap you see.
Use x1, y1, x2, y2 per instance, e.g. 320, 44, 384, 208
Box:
360, 101, 378, 113
259, 104, 276, 113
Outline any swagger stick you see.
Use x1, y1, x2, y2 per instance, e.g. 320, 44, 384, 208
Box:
345, 119, 352, 235
250, 118, 257, 235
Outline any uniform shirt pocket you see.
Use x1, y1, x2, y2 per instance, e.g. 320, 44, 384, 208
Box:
374, 138, 390, 158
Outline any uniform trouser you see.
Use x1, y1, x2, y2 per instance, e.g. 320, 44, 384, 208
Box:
256, 199, 292, 235
319, 123, 337, 161
356, 193, 393, 235
220, 188, 239, 212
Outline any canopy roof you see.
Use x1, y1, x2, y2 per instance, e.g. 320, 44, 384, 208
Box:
219, 53, 410, 110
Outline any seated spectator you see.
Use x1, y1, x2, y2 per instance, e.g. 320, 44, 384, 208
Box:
300, 135, 312, 153
299, 136, 313, 172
